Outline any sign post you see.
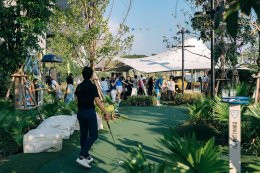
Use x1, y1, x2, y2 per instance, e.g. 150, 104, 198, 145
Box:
222, 97, 249, 173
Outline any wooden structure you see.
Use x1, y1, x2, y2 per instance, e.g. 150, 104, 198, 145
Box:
253, 72, 260, 103
5, 71, 38, 110
215, 78, 230, 95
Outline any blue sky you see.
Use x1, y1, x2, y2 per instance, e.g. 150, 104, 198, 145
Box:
107, 0, 197, 56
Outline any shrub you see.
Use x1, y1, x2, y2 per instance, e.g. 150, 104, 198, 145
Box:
122, 145, 166, 173
187, 97, 260, 155
0, 98, 78, 156
174, 94, 183, 105
0, 100, 41, 152
242, 105, 260, 156
183, 93, 204, 104
125, 96, 157, 106
173, 93, 204, 105
187, 98, 214, 124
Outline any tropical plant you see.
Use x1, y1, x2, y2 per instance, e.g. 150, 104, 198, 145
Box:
122, 145, 166, 173
212, 97, 229, 122
242, 104, 260, 156
187, 98, 213, 124
160, 131, 227, 173
246, 104, 260, 119
236, 82, 252, 97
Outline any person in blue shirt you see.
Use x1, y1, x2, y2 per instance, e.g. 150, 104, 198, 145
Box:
154, 76, 164, 106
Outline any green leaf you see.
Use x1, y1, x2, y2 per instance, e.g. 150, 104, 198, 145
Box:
225, 10, 239, 39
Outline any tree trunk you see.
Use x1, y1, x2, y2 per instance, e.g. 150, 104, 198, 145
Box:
218, 34, 227, 94
257, 31, 260, 73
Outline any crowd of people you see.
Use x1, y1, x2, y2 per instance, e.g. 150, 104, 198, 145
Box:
22, 70, 211, 108
99, 73, 177, 106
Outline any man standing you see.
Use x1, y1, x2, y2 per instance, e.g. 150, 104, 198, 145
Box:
75, 67, 110, 168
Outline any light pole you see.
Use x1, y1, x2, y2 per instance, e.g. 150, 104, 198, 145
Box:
176, 28, 194, 94
210, 0, 215, 98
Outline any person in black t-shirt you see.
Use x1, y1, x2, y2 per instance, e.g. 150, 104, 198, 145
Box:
75, 67, 110, 168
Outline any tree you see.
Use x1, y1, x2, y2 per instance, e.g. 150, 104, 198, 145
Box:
48, 0, 134, 72
223, 0, 260, 72
0, 0, 55, 97
188, 0, 258, 90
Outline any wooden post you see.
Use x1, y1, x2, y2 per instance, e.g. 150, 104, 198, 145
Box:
5, 76, 15, 100
14, 76, 20, 108
253, 72, 260, 103
20, 76, 27, 108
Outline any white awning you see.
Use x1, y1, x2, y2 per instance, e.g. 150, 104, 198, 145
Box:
117, 38, 211, 73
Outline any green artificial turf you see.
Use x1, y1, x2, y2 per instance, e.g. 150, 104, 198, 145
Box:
0, 105, 188, 173
0, 105, 259, 173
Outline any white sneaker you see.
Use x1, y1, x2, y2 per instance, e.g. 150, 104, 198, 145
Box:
86, 155, 94, 163
76, 158, 91, 168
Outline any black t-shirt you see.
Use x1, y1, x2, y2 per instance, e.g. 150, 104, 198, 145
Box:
110, 79, 116, 90
148, 80, 153, 90
125, 80, 132, 91
75, 79, 99, 110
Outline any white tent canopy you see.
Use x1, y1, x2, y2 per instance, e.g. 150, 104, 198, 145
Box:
117, 38, 211, 73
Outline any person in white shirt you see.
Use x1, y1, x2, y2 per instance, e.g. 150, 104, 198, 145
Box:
100, 77, 109, 97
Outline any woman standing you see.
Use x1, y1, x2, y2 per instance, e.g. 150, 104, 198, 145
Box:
147, 77, 154, 96
100, 77, 109, 97
46, 76, 63, 100
167, 76, 175, 100
124, 76, 133, 99
65, 75, 75, 104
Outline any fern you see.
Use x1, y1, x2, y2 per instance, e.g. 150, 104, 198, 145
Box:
160, 131, 227, 173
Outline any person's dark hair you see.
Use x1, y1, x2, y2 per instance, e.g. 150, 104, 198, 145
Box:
101, 77, 105, 81
198, 77, 202, 82
66, 76, 73, 84
118, 76, 123, 81
149, 77, 153, 82
134, 75, 137, 79
82, 66, 93, 80
111, 72, 115, 78
141, 75, 143, 78
33, 78, 38, 83
46, 76, 52, 86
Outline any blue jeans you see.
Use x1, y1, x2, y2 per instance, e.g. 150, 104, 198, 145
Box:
77, 109, 98, 158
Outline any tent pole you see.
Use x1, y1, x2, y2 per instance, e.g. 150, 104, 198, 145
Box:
181, 29, 185, 94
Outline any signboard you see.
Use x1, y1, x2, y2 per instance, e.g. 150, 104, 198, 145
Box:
229, 105, 241, 173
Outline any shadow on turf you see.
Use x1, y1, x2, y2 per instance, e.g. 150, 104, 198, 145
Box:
98, 135, 167, 164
